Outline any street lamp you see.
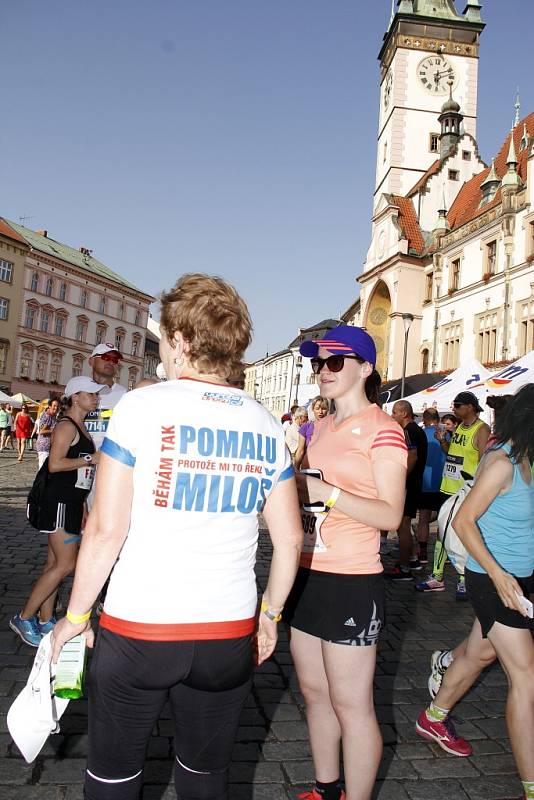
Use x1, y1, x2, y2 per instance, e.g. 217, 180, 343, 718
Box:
400, 313, 414, 399
294, 361, 302, 405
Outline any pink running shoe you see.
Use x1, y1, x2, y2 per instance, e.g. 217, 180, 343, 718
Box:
416, 710, 472, 756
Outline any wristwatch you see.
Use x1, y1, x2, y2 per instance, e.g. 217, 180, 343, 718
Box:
83, 454, 93, 464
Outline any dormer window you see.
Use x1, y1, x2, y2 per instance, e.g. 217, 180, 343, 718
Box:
448, 169, 459, 181
429, 133, 439, 153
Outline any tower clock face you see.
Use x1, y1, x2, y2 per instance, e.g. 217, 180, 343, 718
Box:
418, 55, 457, 95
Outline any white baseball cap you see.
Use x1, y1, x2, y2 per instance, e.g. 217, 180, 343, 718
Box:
91, 342, 123, 358
7, 633, 70, 763
64, 377, 111, 398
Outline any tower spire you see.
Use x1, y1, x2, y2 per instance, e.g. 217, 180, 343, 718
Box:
514, 88, 521, 128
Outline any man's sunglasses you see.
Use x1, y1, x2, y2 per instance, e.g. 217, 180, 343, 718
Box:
310, 354, 363, 374
98, 352, 121, 363
452, 402, 465, 408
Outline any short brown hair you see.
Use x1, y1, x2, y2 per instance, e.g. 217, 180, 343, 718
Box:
160, 273, 252, 381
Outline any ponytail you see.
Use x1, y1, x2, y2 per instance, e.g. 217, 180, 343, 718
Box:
364, 369, 381, 405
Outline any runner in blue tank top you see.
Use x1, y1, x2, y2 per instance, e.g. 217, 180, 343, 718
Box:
415, 384, 534, 800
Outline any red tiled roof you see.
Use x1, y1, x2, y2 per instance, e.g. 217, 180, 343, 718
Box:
0, 218, 27, 244
391, 195, 425, 254
448, 112, 534, 230
407, 158, 442, 197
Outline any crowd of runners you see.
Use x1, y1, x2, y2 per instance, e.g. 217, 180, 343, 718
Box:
6, 273, 534, 800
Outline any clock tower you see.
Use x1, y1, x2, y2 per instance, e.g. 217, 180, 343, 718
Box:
375, 0, 484, 205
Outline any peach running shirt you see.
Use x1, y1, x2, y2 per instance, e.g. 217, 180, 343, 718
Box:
300, 404, 407, 575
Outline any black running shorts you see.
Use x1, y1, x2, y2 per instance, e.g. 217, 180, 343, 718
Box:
283, 567, 385, 646
465, 568, 534, 638
86, 629, 253, 793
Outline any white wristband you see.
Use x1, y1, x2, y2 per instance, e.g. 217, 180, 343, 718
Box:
325, 486, 340, 510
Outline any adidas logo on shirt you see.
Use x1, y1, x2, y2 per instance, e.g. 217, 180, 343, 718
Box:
344, 617, 356, 626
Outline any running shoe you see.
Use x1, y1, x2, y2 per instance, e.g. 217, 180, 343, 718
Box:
385, 565, 413, 581
298, 791, 345, 800
409, 557, 423, 572
38, 616, 57, 635
455, 579, 468, 601
415, 710, 472, 756
9, 613, 42, 647
428, 650, 451, 699
415, 575, 445, 592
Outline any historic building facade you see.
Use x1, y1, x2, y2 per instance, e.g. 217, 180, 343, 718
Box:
0, 221, 29, 393
3, 219, 154, 401
360, 0, 534, 380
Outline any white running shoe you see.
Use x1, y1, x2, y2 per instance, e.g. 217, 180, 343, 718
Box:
428, 649, 452, 699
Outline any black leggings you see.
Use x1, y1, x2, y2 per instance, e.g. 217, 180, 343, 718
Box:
85, 628, 253, 800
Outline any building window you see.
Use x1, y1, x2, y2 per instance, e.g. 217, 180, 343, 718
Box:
462, 150, 471, 161
80, 289, 88, 309
72, 356, 84, 378
383, 142, 387, 163
442, 322, 462, 370
45, 277, 54, 297
486, 240, 497, 275
54, 315, 66, 337
118, 301, 124, 321
99, 295, 106, 314
24, 305, 36, 328
529, 221, 534, 260
75, 319, 88, 342
50, 353, 63, 383
30, 272, 39, 292
40, 310, 51, 333
0, 340, 8, 374
425, 271, 433, 302
134, 308, 141, 326
59, 282, 67, 301
518, 300, 534, 356
0, 259, 13, 283
20, 352, 32, 378
115, 329, 125, 351
0, 298, 8, 320
429, 133, 439, 153
128, 368, 139, 391
448, 169, 459, 181
36, 352, 48, 381
131, 335, 141, 357
421, 348, 430, 374
95, 324, 107, 345
450, 258, 461, 291
476, 311, 498, 364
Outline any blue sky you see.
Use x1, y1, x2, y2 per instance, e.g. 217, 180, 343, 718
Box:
1, 1, 533, 361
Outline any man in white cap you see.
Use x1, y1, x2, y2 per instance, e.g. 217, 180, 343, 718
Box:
86, 343, 127, 455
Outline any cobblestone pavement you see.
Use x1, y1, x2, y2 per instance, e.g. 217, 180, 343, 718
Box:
0, 450, 524, 799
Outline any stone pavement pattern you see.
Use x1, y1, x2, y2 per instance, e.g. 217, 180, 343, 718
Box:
0, 449, 524, 799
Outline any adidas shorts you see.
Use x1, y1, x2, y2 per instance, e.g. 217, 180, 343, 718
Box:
283, 567, 385, 646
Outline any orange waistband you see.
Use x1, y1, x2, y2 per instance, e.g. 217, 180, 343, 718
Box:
99, 612, 256, 641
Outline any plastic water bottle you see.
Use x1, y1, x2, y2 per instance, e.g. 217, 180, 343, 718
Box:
53, 634, 87, 699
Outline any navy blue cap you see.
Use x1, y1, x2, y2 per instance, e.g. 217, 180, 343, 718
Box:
299, 325, 376, 368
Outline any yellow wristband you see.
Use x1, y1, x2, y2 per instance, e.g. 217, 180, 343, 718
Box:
325, 486, 341, 509
66, 609, 91, 624
260, 600, 283, 623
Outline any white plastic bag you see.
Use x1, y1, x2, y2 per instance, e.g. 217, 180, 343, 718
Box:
437, 479, 473, 574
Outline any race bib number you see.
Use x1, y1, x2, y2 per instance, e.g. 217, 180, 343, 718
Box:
443, 454, 463, 482
75, 464, 95, 491
301, 510, 328, 553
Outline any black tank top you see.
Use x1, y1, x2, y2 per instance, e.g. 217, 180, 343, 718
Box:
46, 417, 96, 502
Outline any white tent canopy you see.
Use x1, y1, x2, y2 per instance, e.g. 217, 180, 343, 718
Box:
474, 350, 534, 396
383, 358, 491, 415
0, 390, 13, 404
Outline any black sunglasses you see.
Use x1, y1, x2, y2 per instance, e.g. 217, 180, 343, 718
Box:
310, 354, 363, 374
453, 402, 466, 408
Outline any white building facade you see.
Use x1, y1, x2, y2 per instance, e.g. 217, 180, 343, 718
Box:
360, 0, 534, 381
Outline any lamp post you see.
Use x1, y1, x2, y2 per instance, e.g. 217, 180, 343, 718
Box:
294, 361, 302, 406
400, 313, 414, 400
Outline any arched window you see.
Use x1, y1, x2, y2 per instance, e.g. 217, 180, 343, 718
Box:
95, 322, 108, 345
128, 367, 139, 391
30, 272, 39, 292
59, 282, 67, 301
115, 328, 126, 352
20, 345, 34, 378
131, 334, 142, 357
45, 277, 54, 297
72, 354, 84, 378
